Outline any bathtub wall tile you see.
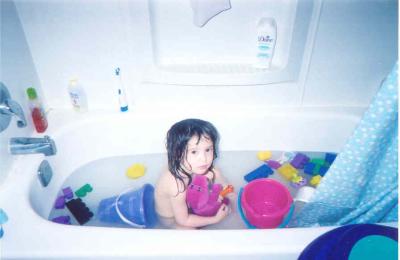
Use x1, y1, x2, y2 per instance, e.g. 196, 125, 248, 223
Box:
302, 0, 398, 107
0, 0, 38, 184
14, 0, 153, 111
11, 0, 397, 112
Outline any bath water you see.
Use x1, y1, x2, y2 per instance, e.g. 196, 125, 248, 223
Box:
48, 151, 330, 229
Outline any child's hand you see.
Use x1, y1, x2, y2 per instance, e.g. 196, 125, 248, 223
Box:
214, 203, 229, 223
220, 185, 234, 197
218, 185, 234, 202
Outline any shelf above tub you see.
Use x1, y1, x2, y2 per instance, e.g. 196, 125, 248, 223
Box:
143, 0, 315, 86
143, 63, 299, 85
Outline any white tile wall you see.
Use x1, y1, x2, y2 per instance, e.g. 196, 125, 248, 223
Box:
0, 0, 38, 183
1, 0, 397, 183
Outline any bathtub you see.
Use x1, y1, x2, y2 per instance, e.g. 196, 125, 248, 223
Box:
0, 106, 369, 259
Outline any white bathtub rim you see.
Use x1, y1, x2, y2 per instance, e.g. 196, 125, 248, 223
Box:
41, 106, 365, 137
2, 108, 385, 259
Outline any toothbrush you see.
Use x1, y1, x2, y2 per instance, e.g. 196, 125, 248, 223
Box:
115, 67, 129, 112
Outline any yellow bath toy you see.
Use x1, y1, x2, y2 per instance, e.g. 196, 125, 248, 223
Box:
257, 151, 272, 161
126, 163, 146, 179
310, 175, 322, 187
277, 163, 298, 181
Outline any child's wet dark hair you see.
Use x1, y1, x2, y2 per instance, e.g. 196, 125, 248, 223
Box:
166, 118, 219, 193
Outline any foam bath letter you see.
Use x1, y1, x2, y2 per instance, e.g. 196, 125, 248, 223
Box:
126, 163, 146, 179
277, 163, 298, 180
257, 151, 272, 161
66, 198, 93, 225
75, 184, 93, 198
310, 175, 322, 187
244, 164, 274, 182
52, 215, 71, 225
290, 153, 310, 169
62, 187, 74, 200
54, 195, 66, 209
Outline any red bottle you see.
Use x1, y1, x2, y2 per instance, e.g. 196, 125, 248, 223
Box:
27, 88, 48, 133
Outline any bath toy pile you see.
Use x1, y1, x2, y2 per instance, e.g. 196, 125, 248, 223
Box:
50, 161, 151, 227
246, 150, 337, 188
47, 151, 336, 229
238, 150, 337, 229
51, 184, 94, 225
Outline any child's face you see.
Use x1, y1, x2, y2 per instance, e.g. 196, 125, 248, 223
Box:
183, 135, 214, 174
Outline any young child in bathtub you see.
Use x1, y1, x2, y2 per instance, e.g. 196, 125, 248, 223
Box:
155, 118, 233, 229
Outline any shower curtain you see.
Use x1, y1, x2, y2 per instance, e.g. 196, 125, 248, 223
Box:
293, 63, 398, 227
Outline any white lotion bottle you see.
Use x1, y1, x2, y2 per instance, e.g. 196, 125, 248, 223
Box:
254, 17, 277, 69
68, 78, 88, 112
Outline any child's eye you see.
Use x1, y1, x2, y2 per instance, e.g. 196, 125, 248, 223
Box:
206, 148, 213, 152
191, 150, 197, 154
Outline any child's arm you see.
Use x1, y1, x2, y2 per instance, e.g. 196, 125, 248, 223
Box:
170, 189, 229, 228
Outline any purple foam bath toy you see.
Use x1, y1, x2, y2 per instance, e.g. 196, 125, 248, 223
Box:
52, 215, 71, 225
54, 195, 66, 209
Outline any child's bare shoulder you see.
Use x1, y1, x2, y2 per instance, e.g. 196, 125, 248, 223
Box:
158, 170, 183, 195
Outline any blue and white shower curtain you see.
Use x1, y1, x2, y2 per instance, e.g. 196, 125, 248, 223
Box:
293, 63, 398, 227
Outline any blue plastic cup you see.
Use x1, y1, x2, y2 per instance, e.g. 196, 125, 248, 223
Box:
97, 184, 157, 228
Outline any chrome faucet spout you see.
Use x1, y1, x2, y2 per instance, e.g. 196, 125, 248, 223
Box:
9, 135, 57, 156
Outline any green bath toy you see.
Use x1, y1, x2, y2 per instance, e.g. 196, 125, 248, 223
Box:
75, 184, 93, 198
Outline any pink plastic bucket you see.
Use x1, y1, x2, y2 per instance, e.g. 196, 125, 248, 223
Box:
241, 179, 293, 228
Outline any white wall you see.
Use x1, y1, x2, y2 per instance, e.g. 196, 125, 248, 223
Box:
303, 0, 398, 106
0, 0, 39, 183
12, 0, 397, 112
14, 0, 152, 111
0, 0, 397, 183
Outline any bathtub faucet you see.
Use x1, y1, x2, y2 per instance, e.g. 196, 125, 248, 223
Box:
0, 82, 27, 132
9, 135, 57, 156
